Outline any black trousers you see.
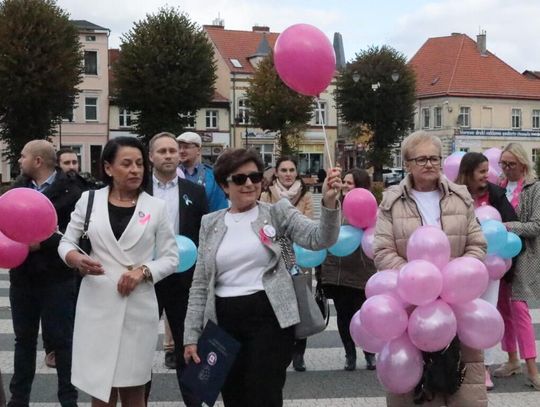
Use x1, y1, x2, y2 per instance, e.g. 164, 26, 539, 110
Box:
145, 272, 201, 407
323, 285, 371, 359
216, 291, 294, 407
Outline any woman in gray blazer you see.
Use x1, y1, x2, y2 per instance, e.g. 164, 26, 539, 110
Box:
183, 148, 341, 407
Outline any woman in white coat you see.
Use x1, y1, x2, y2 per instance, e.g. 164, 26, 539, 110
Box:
58, 137, 178, 406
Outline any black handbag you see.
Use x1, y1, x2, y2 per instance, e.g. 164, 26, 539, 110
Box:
314, 282, 330, 328
78, 190, 95, 255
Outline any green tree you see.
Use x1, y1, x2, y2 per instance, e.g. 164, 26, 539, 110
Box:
336, 45, 416, 181
246, 53, 313, 156
113, 7, 216, 142
0, 0, 82, 165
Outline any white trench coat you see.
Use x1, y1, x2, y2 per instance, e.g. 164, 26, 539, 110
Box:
58, 187, 178, 402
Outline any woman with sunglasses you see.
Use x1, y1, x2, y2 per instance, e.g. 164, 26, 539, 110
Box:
455, 152, 517, 390
183, 148, 341, 407
260, 156, 313, 372
493, 142, 540, 390
373, 131, 487, 406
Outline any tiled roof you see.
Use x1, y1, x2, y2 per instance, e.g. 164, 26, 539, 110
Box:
204, 25, 279, 74
409, 33, 540, 100
71, 20, 109, 32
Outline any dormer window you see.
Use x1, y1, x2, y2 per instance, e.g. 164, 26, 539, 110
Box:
230, 59, 242, 68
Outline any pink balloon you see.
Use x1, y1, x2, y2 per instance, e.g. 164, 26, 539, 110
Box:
377, 333, 424, 394
452, 298, 504, 349
365, 269, 399, 298
361, 227, 375, 259
0, 188, 58, 244
483, 148, 502, 170
504, 258, 512, 272
487, 166, 500, 184
406, 226, 451, 270
440, 257, 489, 304
343, 188, 378, 229
274, 24, 336, 97
360, 294, 408, 341
349, 310, 386, 353
475, 205, 502, 223
484, 254, 508, 280
443, 152, 463, 182
397, 260, 443, 306
0, 231, 29, 268
408, 300, 457, 352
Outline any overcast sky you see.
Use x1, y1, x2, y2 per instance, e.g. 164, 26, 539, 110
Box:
58, 0, 539, 73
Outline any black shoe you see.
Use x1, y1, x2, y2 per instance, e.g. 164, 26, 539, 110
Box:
292, 354, 306, 372
164, 351, 177, 369
344, 355, 356, 371
365, 353, 376, 371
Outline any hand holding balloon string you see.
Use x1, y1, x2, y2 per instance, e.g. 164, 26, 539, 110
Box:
56, 230, 104, 276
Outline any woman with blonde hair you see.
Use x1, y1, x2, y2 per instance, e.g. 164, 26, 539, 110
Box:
493, 142, 540, 390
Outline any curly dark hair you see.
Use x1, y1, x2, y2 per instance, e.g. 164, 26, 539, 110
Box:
214, 148, 264, 187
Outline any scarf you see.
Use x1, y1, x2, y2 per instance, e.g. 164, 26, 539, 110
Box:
499, 178, 524, 209
274, 179, 303, 205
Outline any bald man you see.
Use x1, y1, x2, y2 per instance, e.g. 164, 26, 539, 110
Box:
8, 140, 82, 407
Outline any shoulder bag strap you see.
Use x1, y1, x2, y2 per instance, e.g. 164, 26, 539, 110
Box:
82, 190, 95, 236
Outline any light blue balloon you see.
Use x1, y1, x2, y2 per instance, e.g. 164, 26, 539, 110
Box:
497, 232, 522, 259
328, 225, 364, 257
175, 235, 197, 272
481, 220, 507, 255
293, 243, 327, 268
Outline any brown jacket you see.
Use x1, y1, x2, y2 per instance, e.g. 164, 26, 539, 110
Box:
374, 175, 488, 407
260, 186, 314, 219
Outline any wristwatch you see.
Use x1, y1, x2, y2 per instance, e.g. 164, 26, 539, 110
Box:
141, 265, 152, 282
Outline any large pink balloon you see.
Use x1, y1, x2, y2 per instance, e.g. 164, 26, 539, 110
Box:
406, 226, 451, 270
359, 294, 408, 341
343, 188, 378, 229
443, 152, 464, 182
361, 227, 375, 259
475, 205, 502, 223
0, 188, 57, 244
349, 310, 386, 353
440, 257, 489, 304
487, 166, 500, 184
377, 333, 424, 394
0, 231, 29, 268
484, 148, 502, 171
408, 300, 457, 352
397, 260, 443, 306
484, 254, 508, 280
452, 298, 504, 349
365, 269, 399, 298
274, 24, 336, 97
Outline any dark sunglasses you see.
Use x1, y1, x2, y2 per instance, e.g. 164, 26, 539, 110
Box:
226, 171, 264, 185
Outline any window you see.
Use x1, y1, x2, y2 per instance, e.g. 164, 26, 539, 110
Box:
512, 108, 522, 129
84, 51, 97, 75
179, 112, 196, 128
313, 101, 327, 125
458, 107, 470, 128
459, 147, 470, 153
257, 144, 274, 167
119, 109, 132, 127
85, 97, 97, 121
238, 99, 250, 124
205, 110, 218, 129
422, 108, 430, 129
532, 148, 540, 165
230, 59, 242, 68
85, 35, 96, 42
533, 110, 540, 129
434, 106, 442, 128
298, 153, 322, 175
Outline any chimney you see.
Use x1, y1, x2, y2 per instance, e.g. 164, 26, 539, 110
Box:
477, 30, 487, 55
252, 25, 270, 32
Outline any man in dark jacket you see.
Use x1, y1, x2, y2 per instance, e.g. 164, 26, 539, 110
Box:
145, 132, 208, 406
8, 140, 82, 407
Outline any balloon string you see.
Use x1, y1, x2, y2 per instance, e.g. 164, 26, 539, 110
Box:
316, 97, 334, 169
55, 230, 91, 257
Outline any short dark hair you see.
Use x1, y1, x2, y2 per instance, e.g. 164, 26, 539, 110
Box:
101, 137, 150, 191
148, 132, 177, 152
455, 152, 488, 186
345, 168, 371, 190
273, 155, 308, 197
275, 155, 298, 172
56, 147, 77, 162
214, 148, 264, 187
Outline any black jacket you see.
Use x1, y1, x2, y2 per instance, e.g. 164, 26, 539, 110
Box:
9, 169, 83, 286
487, 182, 518, 223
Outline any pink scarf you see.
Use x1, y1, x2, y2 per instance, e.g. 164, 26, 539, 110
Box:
499, 178, 524, 209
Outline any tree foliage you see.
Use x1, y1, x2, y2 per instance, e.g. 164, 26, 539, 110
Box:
0, 0, 82, 164
336, 45, 416, 180
113, 7, 216, 142
246, 53, 313, 156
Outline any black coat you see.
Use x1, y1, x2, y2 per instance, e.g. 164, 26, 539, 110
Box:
487, 182, 518, 223
9, 169, 83, 286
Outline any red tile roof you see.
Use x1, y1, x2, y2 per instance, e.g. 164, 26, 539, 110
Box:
409, 34, 540, 100
204, 25, 279, 74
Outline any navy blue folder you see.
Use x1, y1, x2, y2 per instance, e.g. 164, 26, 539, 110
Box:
180, 320, 241, 406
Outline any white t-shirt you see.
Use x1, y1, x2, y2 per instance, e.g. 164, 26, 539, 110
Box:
215, 205, 272, 297
505, 181, 518, 202
410, 189, 442, 227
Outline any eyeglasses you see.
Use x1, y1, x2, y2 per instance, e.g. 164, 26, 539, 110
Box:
177, 143, 198, 150
498, 161, 518, 169
226, 171, 264, 185
407, 155, 442, 166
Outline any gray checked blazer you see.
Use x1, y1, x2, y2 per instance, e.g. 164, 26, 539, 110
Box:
183, 198, 340, 345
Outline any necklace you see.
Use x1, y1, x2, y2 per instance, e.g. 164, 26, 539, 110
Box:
111, 195, 137, 206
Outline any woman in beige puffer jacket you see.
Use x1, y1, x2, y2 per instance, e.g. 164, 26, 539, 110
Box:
373, 131, 488, 407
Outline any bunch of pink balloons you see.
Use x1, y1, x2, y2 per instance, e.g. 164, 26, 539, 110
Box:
442, 149, 502, 183
341, 188, 378, 259
350, 225, 504, 394
0, 188, 58, 268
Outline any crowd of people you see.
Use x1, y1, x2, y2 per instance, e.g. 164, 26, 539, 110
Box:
2, 130, 540, 407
